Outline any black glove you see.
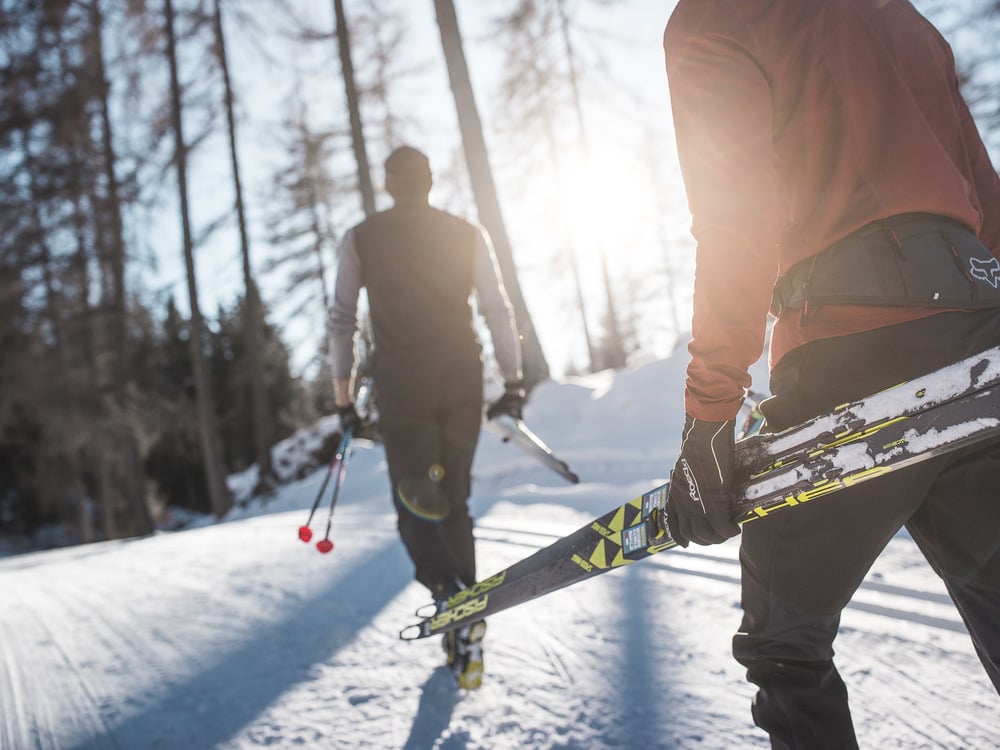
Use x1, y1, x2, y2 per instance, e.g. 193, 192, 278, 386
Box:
666, 414, 741, 548
486, 381, 526, 421
337, 403, 360, 433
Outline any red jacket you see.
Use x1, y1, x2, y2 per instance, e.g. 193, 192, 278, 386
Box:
664, 0, 1000, 421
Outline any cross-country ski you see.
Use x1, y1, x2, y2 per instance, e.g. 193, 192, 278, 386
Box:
403, 356, 1000, 640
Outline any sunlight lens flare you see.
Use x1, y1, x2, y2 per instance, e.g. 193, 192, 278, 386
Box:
397, 474, 450, 521
554, 148, 647, 260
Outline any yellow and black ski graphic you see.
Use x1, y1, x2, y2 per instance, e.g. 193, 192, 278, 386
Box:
401, 372, 1000, 642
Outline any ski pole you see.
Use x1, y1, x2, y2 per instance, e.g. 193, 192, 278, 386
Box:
298, 432, 349, 544
315, 430, 355, 554
298, 376, 373, 550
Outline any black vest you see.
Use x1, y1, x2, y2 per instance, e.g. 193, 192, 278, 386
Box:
353, 205, 481, 370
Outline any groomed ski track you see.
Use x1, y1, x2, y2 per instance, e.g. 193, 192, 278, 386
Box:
2, 357, 998, 749
2, 491, 996, 749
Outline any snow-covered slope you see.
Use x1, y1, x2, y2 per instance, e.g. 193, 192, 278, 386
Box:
1, 355, 997, 749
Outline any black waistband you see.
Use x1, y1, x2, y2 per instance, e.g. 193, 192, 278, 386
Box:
771, 213, 1000, 319
828, 213, 970, 249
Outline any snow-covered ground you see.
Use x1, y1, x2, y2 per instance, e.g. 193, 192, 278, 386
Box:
2, 352, 998, 749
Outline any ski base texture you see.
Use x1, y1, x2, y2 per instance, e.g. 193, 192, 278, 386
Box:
401, 347, 1000, 641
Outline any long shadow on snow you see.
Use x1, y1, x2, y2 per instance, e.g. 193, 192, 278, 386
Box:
402, 667, 462, 749
69, 538, 413, 750
545, 564, 678, 749
597, 563, 674, 748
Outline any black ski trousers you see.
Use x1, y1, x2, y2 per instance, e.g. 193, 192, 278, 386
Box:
736, 309, 1000, 750
375, 353, 483, 594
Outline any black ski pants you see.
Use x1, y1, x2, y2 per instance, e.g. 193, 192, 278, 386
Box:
375, 353, 483, 594
735, 309, 1000, 750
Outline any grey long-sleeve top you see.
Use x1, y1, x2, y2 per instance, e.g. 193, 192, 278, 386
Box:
328, 225, 523, 383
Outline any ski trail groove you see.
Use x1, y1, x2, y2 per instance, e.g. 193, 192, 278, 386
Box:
2, 582, 122, 750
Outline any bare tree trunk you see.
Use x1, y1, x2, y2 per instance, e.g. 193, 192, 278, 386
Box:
23, 137, 64, 353
307, 199, 333, 314
567, 243, 597, 371
165, 0, 232, 518
557, 0, 626, 369
433, 0, 550, 389
72, 464, 95, 544
25, 135, 101, 542
99, 458, 118, 538
90, 0, 128, 384
90, 0, 153, 535
70, 183, 98, 381
597, 251, 627, 367
333, 0, 377, 218
70, 193, 108, 541
64, 85, 110, 538
212, 0, 274, 485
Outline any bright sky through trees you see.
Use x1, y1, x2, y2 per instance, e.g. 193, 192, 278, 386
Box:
145, 0, 996, 379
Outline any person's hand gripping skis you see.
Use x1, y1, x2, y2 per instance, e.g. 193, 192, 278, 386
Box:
486, 380, 526, 421
667, 415, 742, 547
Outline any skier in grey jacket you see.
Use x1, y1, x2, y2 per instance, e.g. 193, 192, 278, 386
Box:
328, 145, 523, 688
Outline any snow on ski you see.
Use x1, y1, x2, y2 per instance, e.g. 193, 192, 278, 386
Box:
736, 344, 1000, 475
401, 368, 1000, 641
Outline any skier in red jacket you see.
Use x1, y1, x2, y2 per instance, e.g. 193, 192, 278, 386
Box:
663, 1, 1000, 746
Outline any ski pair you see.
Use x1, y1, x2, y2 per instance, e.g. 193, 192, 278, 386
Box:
733, 345, 1000, 481
298, 377, 373, 554
401, 345, 1000, 641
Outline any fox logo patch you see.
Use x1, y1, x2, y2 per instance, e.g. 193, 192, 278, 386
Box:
970, 256, 1000, 289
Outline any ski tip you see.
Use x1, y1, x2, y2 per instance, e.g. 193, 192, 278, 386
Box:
415, 602, 438, 619
298, 526, 313, 543
399, 624, 423, 641
559, 463, 580, 484
316, 539, 334, 554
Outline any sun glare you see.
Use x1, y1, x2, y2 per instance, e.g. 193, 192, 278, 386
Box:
553, 146, 659, 268
513, 135, 694, 373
